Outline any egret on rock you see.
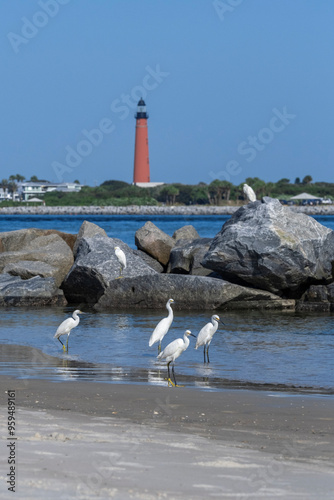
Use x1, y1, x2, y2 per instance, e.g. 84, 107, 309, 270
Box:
157, 329, 195, 387
195, 314, 223, 363
243, 183, 257, 202
54, 310, 83, 352
114, 246, 127, 278
149, 298, 175, 353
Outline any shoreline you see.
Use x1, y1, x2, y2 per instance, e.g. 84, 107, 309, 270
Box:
2, 375, 334, 458
1, 375, 334, 498
1, 341, 334, 497
1, 204, 334, 216
1, 343, 333, 396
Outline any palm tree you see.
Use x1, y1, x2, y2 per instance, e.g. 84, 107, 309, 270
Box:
162, 185, 179, 205
209, 180, 233, 205
0, 179, 9, 197
302, 175, 313, 184
8, 181, 18, 201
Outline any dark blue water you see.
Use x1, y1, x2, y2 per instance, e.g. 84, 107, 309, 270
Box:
0, 214, 333, 393
0, 214, 232, 248
0, 214, 333, 247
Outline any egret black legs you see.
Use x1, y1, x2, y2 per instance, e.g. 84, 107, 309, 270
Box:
203, 345, 210, 363
166, 362, 184, 387
167, 361, 174, 386
57, 337, 67, 352
171, 364, 177, 386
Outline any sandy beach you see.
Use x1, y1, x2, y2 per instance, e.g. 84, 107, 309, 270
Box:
1, 374, 334, 499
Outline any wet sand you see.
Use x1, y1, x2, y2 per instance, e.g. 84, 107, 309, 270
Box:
1, 375, 334, 499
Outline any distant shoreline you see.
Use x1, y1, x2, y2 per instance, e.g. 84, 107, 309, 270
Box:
1, 204, 334, 216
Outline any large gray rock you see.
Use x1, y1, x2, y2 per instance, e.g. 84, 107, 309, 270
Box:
202, 197, 334, 297
172, 225, 199, 241
0, 273, 66, 306
135, 221, 175, 266
62, 235, 157, 304
0, 228, 76, 252
0, 228, 41, 252
169, 238, 213, 275
3, 261, 56, 280
73, 220, 108, 256
94, 273, 295, 311
0, 233, 74, 287
296, 284, 334, 312
133, 249, 164, 273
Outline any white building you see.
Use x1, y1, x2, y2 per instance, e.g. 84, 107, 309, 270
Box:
0, 188, 12, 201
17, 182, 83, 201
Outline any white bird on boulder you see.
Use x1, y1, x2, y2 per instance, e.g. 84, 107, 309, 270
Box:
114, 246, 127, 278
157, 329, 196, 387
243, 183, 257, 202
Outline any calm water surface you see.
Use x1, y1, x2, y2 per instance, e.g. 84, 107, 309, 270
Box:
0, 214, 333, 393
0, 214, 232, 248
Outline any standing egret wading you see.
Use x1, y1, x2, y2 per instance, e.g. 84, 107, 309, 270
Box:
195, 314, 224, 363
157, 330, 195, 387
149, 298, 175, 353
114, 246, 127, 278
243, 183, 257, 202
54, 310, 83, 352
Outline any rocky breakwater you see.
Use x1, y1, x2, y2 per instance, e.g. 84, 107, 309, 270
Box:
0, 228, 75, 306
1, 200, 333, 311
0, 205, 238, 216
91, 220, 295, 312
1, 204, 334, 216
202, 197, 334, 311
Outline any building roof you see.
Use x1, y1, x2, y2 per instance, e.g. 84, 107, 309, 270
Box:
289, 192, 322, 200
25, 197, 44, 202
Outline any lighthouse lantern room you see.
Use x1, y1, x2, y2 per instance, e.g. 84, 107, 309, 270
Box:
133, 98, 150, 184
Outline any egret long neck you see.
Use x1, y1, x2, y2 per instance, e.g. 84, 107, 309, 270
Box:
167, 303, 173, 319
73, 312, 80, 325
183, 334, 190, 349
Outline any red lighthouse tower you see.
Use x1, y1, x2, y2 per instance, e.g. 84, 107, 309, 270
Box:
133, 98, 150, 184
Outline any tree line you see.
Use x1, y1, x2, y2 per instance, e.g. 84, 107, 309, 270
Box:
42, 175, 334, 206
1, 174, 333, 206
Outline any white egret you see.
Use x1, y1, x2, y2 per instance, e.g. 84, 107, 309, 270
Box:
157, 329, 195, 387
149, 298, 175, 353
114, 246, 127, 278
54, 310, 83, 352
195, 314, 224, 363
243, 183, 257, 202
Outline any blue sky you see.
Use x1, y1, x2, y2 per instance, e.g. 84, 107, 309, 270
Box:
1, 0, 334, 186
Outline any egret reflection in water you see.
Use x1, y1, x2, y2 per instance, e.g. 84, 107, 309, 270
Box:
0, 307, 334, 391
